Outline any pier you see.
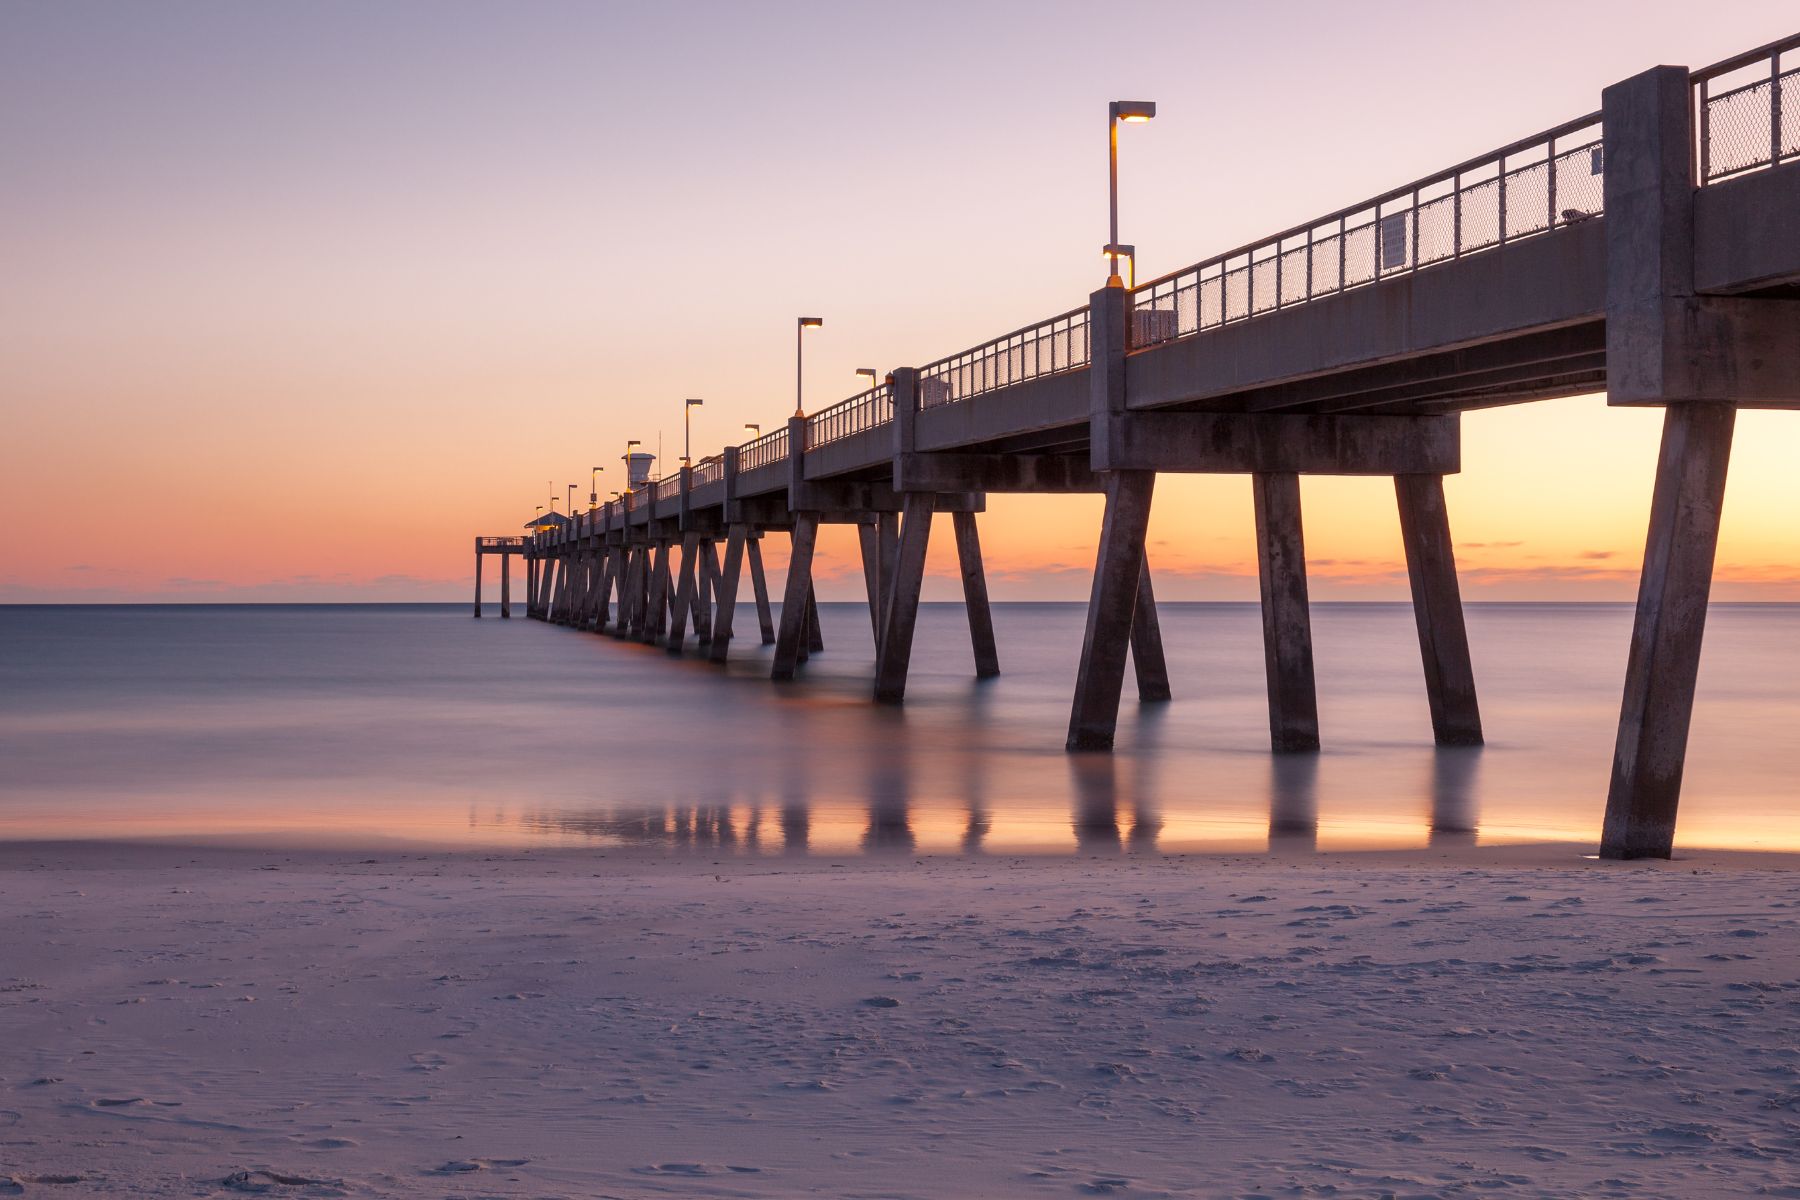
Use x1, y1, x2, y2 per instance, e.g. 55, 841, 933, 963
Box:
475, 38, 1800, 860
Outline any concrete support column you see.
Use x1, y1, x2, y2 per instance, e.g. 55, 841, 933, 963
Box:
1395, 474, 1483, 745
772, 516, 820, 681
666, 532, 701, 652
695, 540, 719, 645
874, 493, 936, 704
500, 552, 512, 618
747, 536, 776, 644
1130, 558, 1170, 701
642, 542, 671, 644
472, 544, 483, 618
1252, 471, 1320, 752
952, 511, 1000, 678
1602, 404, 1736, 859
709, 525, 749, 664
1066, 470, 1155, 750
804, 583, 824, 656
858, 521, 883, 644
525, 556, 537, 618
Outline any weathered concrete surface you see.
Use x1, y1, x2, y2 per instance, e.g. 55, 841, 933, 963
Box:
952, 511, 1000, 679
1107, 412, 1460, 475
1395, 474, 1484, 746
1130, 559, 1170, 703
1067, 471, 1155, 751
1253, 472, 1320, 753
874, 494, 936, 705
1602, 403, 1735, 859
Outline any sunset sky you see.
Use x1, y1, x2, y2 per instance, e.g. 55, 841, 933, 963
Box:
4, 1, 1797, 603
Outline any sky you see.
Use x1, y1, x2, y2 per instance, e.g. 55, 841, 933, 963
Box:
3, 0, 1797, 603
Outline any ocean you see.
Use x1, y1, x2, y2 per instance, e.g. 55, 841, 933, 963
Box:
3, 602, 1797, 855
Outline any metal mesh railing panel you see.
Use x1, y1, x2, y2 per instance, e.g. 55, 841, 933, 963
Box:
1707, 77, 1775, 178
1697, 34, 1799, 183
738, 427, 789, 473
1127, 114, 1602, 349
918, 307, 1089, 409
691, 455, 724, 488
805, 384, 893, 449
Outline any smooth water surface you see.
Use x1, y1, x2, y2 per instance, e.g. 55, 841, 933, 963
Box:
4, 602, 1798, 854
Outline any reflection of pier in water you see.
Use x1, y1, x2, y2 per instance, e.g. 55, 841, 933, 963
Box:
496, 741, 1489, 856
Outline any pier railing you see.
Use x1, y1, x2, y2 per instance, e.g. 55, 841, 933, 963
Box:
739, 426, 789, 472
1697, 33, 1799, 183
918, 305, 1091, 410
806, 383, 893, 448
691, 453, 725, 488
1129, 113, 1605, 349
478, 536, 526, 548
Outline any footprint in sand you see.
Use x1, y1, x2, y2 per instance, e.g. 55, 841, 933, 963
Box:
433, 1158, 529, 1174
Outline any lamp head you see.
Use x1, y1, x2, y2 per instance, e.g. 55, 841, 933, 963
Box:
798, 317, 823, 330
854, 367, 878, 386
686, 397, 703, 407
1109, 100, 1156, 123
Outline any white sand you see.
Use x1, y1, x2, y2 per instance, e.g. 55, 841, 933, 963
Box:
4, 844, 1800, 1197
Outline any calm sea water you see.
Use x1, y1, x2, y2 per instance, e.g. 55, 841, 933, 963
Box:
3, 602, 1798, 855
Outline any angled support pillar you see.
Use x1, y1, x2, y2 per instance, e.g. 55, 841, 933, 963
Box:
1253, 471, 1320, 752
772, 515, 820, 681
747, 536, 776, 644
804, 584, 823, 656
858, 521, 882, 645
1066, 471, 1155, 749
1396, 474, 1483, 745
472, 543, 483, 618
951, 510, 1000, 678
642, 541, 671, 644
1602, 404, 1735, 858
1130, 557, 1170, 701
610, 548, 637, 640
709, 525, 749, 664
666, 531, 701, 652
695, 539, 719, 645
500, 552, 512, 619
873, 493, 935, 704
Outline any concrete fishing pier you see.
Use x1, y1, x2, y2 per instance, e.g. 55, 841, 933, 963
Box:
474, 40, 1800, 860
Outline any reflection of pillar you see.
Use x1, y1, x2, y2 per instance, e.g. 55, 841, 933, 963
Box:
1127, 753, 1163, 851
862, 738, 915, 853
962, 735, 990, 854
1070, 753, 1122, 852
1428, 746, 1482, 848
1268, 753, 1319, 852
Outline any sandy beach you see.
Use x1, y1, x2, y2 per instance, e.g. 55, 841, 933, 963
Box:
4, 843, 1799, 1197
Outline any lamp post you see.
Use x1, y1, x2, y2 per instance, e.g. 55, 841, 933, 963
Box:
744, 422, 760, 438
566, 483, 577, 519
589, 466, 603, 509
548, 480, 556, 514
795, 316, 823, 417
1101, 243, 1137, 288
854, 367, 877, 390
683, 398, 703, 465
623, 439, 641, 492
1107, 100, 1156, 286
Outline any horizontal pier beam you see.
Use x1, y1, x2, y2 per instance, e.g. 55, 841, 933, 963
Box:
894, 452, 1101, 493
1103, 412, 1460, 475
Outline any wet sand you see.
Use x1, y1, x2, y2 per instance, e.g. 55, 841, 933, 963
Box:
4, 842, 1800, 1196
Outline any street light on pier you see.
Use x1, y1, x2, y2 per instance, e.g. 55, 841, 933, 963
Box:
1106, 100, 1156, 287
548, 479, 556, 514
1101, 243, 1137, 289
795, 317, 823, 417
684, 398, 703, 466
854, 367, 878, 390
566, 483, 577, 518
744, 423, 760, 438
623, 440, 642, 493
589, 466, 603, 509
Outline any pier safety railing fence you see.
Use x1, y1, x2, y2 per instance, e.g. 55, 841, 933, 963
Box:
1697, 33, 1799, 183
478, 536, 526, 548
918, 306, 1091, 411
691, 453, 725, 488
805, 383, 893, 449
1128, 112, 1605, 349
739, 426, 789, 472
